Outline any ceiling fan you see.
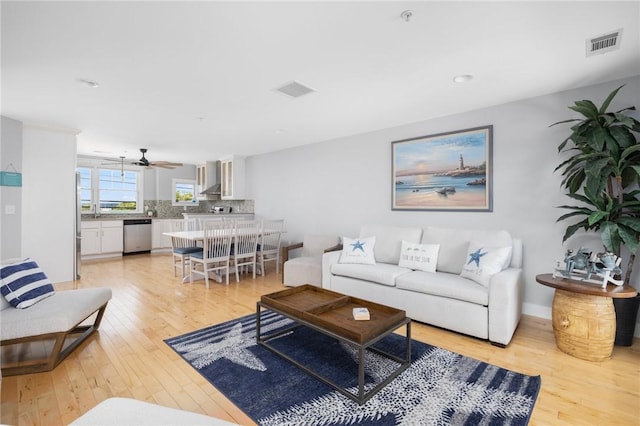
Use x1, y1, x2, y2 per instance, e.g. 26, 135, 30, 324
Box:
131, 148, 182, 169
103, 148, 183, 170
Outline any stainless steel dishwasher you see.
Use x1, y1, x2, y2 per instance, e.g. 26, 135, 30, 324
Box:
123, 219, 152, 254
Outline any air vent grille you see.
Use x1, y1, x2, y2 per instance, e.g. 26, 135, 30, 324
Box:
586, 29, 622, 57
274, 80, 316, 98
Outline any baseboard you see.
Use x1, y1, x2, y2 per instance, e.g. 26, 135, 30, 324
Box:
523, 302, 640, 338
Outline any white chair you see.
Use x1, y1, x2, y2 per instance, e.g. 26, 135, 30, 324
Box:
170, 219, 201, 279
257, 219, 284, 276
190, 221, 233, 288
230, 220, 259, 282
198, 216, 223, 231
282, 235, 341, 287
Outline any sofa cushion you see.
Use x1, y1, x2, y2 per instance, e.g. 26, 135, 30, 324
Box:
284, 256, 323, 287
330, 263, 411, 287
421, 226, 512, 274
339, 236, 376, 265
360, 225, 422, 264
460, 242, 512, 287
398, 241, 439, 273
0, 258, 55, 309
396, 271, 489, 305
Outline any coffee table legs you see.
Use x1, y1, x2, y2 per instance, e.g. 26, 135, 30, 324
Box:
256, 302, 411, 405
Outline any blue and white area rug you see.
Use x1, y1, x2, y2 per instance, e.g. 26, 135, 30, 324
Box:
165, 311, 540, 425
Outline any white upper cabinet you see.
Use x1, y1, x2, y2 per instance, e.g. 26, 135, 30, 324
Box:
220, 155, 245, 200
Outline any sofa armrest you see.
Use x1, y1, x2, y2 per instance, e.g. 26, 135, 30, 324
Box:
324, 243, 343, 253
322, 250, 342, 289
281, 242, 303, 264
487, 267, 524, 346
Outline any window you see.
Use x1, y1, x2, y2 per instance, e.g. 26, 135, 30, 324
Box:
77, 164, 143, 214
172, 179, 198, 206
77, 167, 93, 212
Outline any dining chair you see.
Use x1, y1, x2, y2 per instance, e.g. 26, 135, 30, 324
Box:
190, 221, 233, 288
169, 219, 201, 279
257, 219, 284, 276
197, 216, 223, 231
230, 220, 260, 282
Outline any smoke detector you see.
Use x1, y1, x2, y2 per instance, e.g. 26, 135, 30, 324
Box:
274, 80, 316, 99
586, 29, 622, 57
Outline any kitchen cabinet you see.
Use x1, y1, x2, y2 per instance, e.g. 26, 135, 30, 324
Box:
80, 222, 101, 255
220, 155, 245, 200
152, 219, 173, 249
81, 220, 123, 257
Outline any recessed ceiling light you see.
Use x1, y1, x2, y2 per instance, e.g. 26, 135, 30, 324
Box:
453, 74, 474, 83
76, 78, 99, 88
275, 129, 286, 134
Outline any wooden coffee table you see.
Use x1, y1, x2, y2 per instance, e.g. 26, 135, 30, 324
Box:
256, 285, 411, 405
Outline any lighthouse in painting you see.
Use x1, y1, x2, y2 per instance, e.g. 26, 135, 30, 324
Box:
458, 154, 465, 170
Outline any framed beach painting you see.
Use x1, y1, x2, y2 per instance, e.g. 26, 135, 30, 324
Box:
392, 125, 493, 211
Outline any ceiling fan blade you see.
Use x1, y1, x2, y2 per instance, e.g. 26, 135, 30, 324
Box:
150, 161, 183, 166
150, 163, 180, 169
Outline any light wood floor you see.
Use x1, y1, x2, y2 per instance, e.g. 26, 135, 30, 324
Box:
1, 254, 639, 425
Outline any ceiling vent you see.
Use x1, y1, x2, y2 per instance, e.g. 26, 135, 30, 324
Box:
274, 80, 316, 98
586, 29, 622, 57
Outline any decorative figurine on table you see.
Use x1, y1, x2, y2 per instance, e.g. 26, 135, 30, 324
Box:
554, 248, 623, 288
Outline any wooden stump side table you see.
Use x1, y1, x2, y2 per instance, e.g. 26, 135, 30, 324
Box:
536, 274, 638, 362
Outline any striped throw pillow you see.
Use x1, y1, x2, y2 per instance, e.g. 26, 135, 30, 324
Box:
0, 259, 55, 309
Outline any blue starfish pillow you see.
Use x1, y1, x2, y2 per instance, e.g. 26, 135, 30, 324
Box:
460, 241, 512, 286
339, 236, 376, 265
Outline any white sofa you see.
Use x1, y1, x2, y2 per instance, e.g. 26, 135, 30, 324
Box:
322, 225, 523, 346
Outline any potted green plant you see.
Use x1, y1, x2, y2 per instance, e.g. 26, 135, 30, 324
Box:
553, 85, 640, 345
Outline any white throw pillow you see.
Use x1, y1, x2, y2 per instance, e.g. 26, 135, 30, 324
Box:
339, 236, 376, 265
460, 241, 512, 287
398, 240, 439, 273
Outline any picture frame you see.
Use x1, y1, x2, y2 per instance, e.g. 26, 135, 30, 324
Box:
392, 125, 493, 211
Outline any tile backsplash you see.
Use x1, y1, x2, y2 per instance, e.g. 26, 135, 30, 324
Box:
146, 199, 254, 218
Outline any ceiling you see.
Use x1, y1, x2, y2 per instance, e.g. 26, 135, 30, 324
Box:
2, 1, 639, 166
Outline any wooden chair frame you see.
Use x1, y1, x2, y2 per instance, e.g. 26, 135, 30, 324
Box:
1, 302, 108, 377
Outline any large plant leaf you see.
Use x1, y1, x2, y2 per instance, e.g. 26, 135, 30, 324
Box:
588, 211, 608, 226
570, 100, 599, 120
619, 225, 639, 255
563, 221, 591, 243
598, 85, 624, 114
617, 217, 640, 232
600, 222, 621, 254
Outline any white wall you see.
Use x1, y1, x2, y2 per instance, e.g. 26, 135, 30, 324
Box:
22, 124, 77, 282
1, 116, 23, 260
246, 75, 640, 321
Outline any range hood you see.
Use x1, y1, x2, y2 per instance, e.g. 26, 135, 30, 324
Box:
199, 161, 222, 195
200, 183, 221, 195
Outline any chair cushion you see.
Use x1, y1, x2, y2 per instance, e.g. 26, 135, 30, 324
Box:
301, 235, 340, 257
0, 258, 55, 309
173, 246, 201, 255
284, 257, 323, 287
0, 287, 112, 340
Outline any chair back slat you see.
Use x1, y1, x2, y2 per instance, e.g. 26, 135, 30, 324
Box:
202, 221, 233, 260
234, 220, 260, 257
